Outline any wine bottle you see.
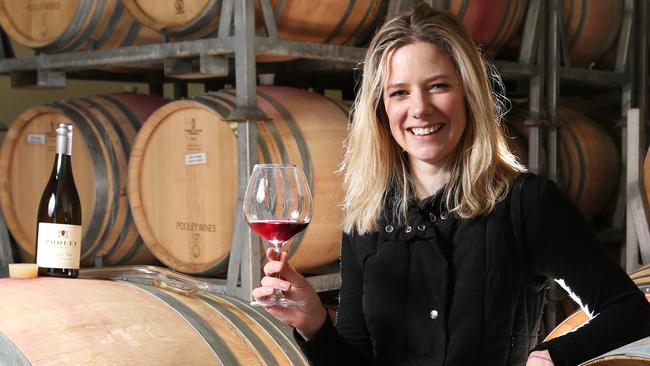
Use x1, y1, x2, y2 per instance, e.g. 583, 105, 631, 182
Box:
35, 123, 82, 278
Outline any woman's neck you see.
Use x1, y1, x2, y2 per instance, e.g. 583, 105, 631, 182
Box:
409, 158, 450, 199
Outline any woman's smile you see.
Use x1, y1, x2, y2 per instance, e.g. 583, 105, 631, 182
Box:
408, 124, 445, 137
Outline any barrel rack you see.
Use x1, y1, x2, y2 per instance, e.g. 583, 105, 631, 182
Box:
0, 0, 647, 311
530, 0, 650, 333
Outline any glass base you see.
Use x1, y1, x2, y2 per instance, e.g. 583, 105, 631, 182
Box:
250, 297, 305, 307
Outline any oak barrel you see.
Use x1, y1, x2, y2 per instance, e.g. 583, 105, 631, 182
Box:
128, 86, 347, 276
0, 0, 162, 52
562, 0, 623, 68
448, 0, 527, 56
506, 105, 620, 221
123, 0, 386, 46
0, 93, 169, 266
0, 275, 308, 365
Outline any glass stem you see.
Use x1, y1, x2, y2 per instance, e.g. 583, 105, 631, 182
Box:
272, 242, 282, 255
270, 240, 286, 301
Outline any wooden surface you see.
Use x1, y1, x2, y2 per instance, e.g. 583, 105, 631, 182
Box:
129, 99, 239, 275
556, 107, 620, 220
123, 0, 385, 52
0, 0, 162, 51
507, 106, 619, 220
128, 86, 348, 275
0, 276, 307, 365
123, 0, 219, 39
562, 0, 623, 68
0, 0, 76, 48
267, 0, 384, 45
0, 93, 168, 266
449, 0, 527, 56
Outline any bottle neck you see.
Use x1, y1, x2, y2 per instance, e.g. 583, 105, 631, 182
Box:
53, 131, 73, 178
55, 132, 72, 156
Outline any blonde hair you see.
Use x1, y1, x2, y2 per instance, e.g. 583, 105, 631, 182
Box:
341, 3, 526, 235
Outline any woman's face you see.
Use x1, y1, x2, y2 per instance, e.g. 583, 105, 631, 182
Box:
383, 41, 467, 169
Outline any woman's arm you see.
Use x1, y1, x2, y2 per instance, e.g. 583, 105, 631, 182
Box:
294, 233, 373, 365
521, 175, 650, 366
253, 233, 373, 365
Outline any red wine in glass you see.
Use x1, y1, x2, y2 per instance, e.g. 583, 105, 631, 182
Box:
243, 164, 312, 307
248, 220, 309, 243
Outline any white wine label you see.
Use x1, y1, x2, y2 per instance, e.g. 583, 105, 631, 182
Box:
36, 223, 81, 269
185, 152, 207, 166
27, 134, 46, 144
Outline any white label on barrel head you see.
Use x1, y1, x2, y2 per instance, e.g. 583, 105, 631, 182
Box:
185, 152, 207, 166
27, 134, 46, 144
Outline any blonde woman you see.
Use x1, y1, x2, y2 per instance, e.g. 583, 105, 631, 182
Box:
252, 3, 650, 365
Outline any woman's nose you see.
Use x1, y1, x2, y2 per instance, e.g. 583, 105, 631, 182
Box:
411, 91, 433, 119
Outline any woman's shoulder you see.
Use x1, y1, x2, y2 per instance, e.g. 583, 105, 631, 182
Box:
508, 172, 576, 215
510, 172, 562, 196
511, 171, 541, 187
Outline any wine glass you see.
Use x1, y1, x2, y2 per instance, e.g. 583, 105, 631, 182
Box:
244, 163, 312, 307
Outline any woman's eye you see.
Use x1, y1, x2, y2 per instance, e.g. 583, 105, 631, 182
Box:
429, 83, 450, 91
389, 90, 407, 97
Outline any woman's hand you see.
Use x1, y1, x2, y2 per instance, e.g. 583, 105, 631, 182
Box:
251, 247, 328, 340
526, 350, 554, 366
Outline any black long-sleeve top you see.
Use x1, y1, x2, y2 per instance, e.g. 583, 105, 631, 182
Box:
296, 174, 650, 365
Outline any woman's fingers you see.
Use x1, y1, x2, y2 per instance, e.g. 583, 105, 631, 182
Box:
260, 276, 293, 291
262, 252, 301, 281
251, 286, 274, 299
262, 248, 285, 276
263, 259, 282, 277
274, 252, 310, 287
